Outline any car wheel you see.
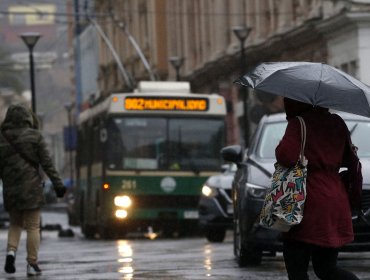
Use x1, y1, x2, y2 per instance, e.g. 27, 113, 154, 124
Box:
233, 209, 262, 266
233, 203, 245, 265
205, 228, 226, 242
233, 214, 247, 266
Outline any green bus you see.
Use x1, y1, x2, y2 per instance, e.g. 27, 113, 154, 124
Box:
73, 81, 227, 238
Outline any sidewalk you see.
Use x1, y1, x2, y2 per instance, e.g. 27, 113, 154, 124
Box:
41, 202, 71, 232
43, 201, 68, 213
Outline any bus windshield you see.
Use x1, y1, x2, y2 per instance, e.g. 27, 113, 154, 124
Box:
105, 117, 225, 171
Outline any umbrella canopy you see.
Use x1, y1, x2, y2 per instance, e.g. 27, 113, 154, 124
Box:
235, 62, 370, 118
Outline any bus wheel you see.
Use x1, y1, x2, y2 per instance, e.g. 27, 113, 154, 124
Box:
98, 226, 115, 240
82, 224, 95, 239
178, 222, 200, 237
117, 228, 127, 239
162, 227, 174, 238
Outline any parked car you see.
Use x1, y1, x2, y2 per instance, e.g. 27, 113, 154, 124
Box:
0, 180, 9, 226
221, 112, 370, 267
198, 164, 235, 242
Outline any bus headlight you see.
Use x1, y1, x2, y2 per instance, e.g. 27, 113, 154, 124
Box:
114, 195, 132, 208
115, 209, 128, 219
201, 185, 218, 197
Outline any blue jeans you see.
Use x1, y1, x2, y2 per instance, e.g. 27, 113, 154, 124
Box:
283, 239, 359, 280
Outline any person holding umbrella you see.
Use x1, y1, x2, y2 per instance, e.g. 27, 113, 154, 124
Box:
275, 98, 359, 280
235, 61, 369, 279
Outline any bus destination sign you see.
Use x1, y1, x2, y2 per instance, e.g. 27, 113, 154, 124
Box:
124, 96, 209, 111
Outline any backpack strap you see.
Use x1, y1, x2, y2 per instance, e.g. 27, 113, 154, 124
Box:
1, 132, 40, 173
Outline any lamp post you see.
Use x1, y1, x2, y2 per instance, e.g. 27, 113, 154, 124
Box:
37, 112, 45, 130
232, 25, 251, 146
65, 103, 74, 189
20, 32, 41, 113
169, 56, 185, 81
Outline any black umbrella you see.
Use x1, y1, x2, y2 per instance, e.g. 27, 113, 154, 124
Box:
235, 62, 370, 118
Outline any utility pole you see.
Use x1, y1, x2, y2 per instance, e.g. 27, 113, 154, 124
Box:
232, 26, 252, 146
74, 0, 82, 114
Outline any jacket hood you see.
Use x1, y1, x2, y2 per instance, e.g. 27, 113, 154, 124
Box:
1, 104, 34, 130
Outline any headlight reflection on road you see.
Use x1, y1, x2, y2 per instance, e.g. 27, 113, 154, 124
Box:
117, 240, 134, 279
203, 244, 213, 277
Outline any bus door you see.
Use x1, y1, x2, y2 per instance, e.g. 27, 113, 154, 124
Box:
89, 117, 104, 225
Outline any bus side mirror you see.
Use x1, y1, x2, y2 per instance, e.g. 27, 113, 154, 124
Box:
220, 145, 243, 165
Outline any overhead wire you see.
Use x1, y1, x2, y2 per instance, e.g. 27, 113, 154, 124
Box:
0, 10, 110, 19
10, 0, 95, 14
0, 6, 329, 18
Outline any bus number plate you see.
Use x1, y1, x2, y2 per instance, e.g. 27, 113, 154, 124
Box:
184, 211, 199, 219
121, 180, 137, 190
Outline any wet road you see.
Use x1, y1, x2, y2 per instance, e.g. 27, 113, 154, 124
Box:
0, 205, 369, 279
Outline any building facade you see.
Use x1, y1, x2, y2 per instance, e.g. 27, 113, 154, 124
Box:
75, 0, 370, 145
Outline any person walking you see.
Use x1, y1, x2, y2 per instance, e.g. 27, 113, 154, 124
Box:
276, 98, 360, 280
0, 104, 66, 276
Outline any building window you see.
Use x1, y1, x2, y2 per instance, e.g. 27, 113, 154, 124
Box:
348, 60, 357, 77
10, 14, 26, 25
340, 60, 357, 78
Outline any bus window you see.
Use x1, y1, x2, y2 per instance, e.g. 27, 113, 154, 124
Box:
106, 117, 166, 170
168, 118, 224, 171
105, 117, 224, 171
105, 119, 125, 169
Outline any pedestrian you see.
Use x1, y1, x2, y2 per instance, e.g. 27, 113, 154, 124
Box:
0, 104, 66, 277
276, 97, 360, 280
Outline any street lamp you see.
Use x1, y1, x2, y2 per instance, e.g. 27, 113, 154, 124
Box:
37, 112, 45, 130
20, 32, 41, 113
169, 56, 185, 81
65, 103, 74, 190
232, 25, 251, 146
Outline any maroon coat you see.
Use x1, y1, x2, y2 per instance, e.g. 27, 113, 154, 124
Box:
276, 109, 354, 248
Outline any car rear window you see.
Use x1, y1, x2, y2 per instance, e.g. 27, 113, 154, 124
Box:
254, 118, 370, 159
256, 122, 287, 159
346, 121, 370, 158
